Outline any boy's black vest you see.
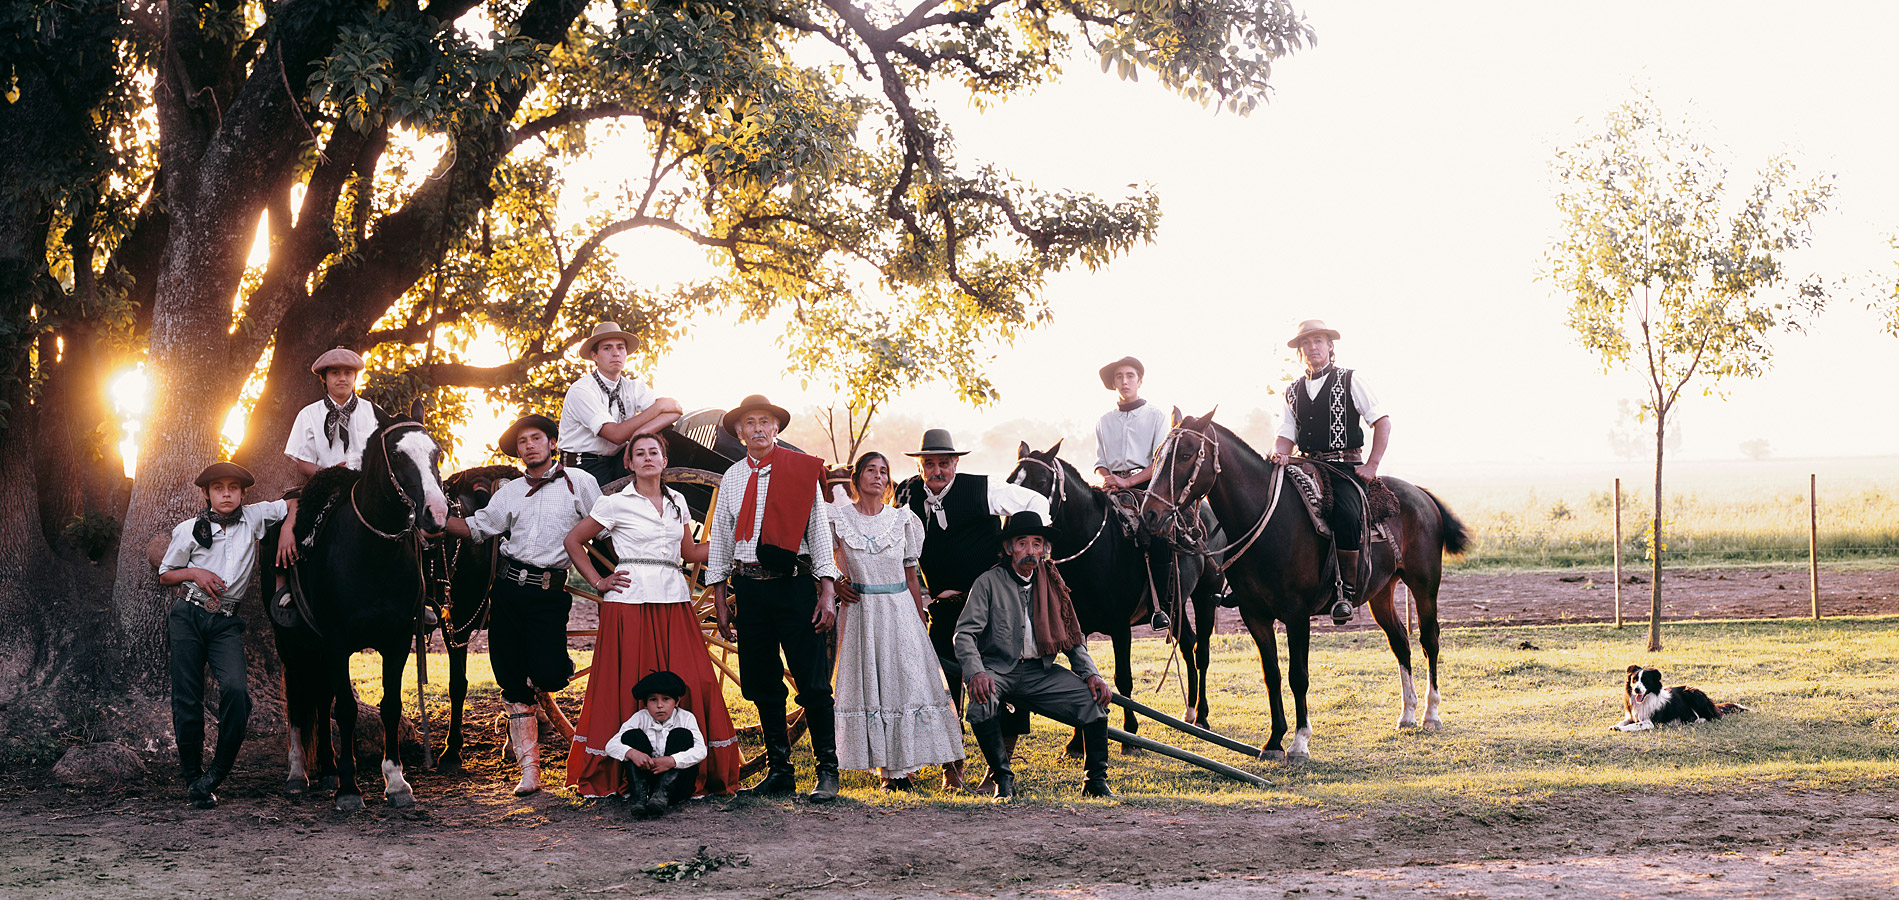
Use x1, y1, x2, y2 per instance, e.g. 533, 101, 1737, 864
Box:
900, 473, 998, 596
1286, 367, 1364, 454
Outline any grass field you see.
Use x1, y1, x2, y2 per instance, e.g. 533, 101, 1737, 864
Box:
354, 614, 1899, 810
1409, 456, 1899, 570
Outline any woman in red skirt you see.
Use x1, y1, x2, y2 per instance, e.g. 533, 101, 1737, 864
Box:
563, 433, 742, 798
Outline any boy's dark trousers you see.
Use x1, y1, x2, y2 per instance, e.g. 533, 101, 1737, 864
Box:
167, 599, 252, 784
621, 728, 700, 806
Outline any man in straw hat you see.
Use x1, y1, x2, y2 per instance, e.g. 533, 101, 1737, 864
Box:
704, 395, 845, 801
158, 462, 287, 808
954, 511, 1115, 801
1092, 354, 1175, 630
1268, 319, 1390, 625
891, 428, 1048, 790
441, 413, 603, 795
558, 322, 684, 486
273, 347, 385, 600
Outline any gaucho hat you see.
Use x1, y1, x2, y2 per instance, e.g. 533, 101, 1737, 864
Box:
1097, 356, 1145, 389
630, 669, 691, 704
310, 346, 365, 375
194, 461, 255, 489
903, 428, 970, 458
998, 511, 1059, 544
497, 413, 559, 458
1285, 319, 1342, 348
578, 322, 639, 357
721, 394, 791, 438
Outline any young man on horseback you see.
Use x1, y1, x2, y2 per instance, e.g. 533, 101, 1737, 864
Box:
273, 347, 385, 612
1268, 319, 1391, 626
557, 322, 684, 486
1092, 355, 1174, 630
705, 395, 844, 802
891, 429, 1048, 789
158, 462, 287, 808
954, 512, 1115, 801
440, 414, 603, 795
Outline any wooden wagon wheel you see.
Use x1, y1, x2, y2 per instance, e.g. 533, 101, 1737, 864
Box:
564, 466, 808, 780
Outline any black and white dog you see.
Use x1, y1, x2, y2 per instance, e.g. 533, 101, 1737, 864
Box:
1613, 665, 1749, 731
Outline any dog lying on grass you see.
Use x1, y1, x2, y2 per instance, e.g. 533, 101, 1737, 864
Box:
1613, 665, 1749, 732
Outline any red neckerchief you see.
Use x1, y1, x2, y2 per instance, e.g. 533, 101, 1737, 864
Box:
524, 462, 572, 497
734, 447, 775, 542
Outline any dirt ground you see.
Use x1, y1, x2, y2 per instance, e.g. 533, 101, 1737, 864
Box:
4, 565, 1897, 899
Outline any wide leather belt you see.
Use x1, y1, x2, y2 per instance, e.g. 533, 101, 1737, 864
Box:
498, 557, 561, 590
559, 451, 613, 467
1304, 449, 1363, 463
733, 561, 800, 581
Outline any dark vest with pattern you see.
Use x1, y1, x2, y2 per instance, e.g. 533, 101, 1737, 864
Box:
899, 473, 997, 596
1287, 367, 1364, 454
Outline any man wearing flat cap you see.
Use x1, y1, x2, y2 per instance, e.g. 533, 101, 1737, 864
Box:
158, 462, 286, 808
558, 322, 685, 486
1093, 355, 1173, 630
274, 347, 387, 594
442, 413, 602, 795
704, 395, 845, 801
954, 512, 1114, 801
1268, 319, 1390, 625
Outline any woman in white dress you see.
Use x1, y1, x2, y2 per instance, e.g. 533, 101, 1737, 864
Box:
563, 433, 741, 798
829, 452, 965, 790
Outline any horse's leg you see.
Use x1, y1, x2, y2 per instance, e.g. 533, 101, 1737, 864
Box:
380, 645, 416, 807
315, 684, 338, 794
332, 658, 364, 811
439, 637, 469, 772
1285, 614, 1313, 761
1188, 561, 1219, 730
1241, 614, 1288, 760
1406, 567, 1445, 730
1180, 600, 1202, 726
1112, 627, 1141, 755
1364, 561, 1418, 729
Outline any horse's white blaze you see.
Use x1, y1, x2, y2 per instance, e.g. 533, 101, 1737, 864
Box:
286, 726, 306, 780
1010, 469, 1028, 486
1397, 666, 1419, 728
1289, 726, 1312, 757
1424, 687, 1443, 727
393, 430, 449, 525
382, 759, 411, 798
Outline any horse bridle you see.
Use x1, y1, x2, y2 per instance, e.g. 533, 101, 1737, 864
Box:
1149, 425, 1285, 573
351, 421, 432, 541
1009, 455, 1110, 565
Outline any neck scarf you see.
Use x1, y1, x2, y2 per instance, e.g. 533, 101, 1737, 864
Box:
1028, 559, 1086, 658
1117, 397, 1147, 413
591, 371, 626, 420
921, 475, 956, 529
193, 505, 245, 549
323, 394, 359, 448
1304, 364, 1336, 383
524, 462, 572, 497
734, 447, 776, 541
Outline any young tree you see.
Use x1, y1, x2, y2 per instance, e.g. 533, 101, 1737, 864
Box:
1547, 91, 1833, 651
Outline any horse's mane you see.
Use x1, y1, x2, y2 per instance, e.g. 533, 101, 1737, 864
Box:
444, 464, 522, 495
295, 465, 363, 539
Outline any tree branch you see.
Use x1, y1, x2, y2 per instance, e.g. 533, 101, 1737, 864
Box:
508, 103, 664, 152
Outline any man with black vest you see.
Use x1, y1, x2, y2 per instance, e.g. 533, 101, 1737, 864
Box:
1268, 319, 1391, 625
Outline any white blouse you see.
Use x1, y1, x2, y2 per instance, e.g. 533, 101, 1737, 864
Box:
589, 485, 693, 604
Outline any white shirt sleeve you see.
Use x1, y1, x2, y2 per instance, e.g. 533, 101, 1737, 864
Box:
159, 521, 197, 573
284, 404, 322, 464
1092, 413, 1113, 473
1144, 406, 1170, 464
988, 480, 1051, 520
665, 710, 707, 769
1352, 374, 1386, 424
1276, 392, 1299, 444
464, 483, 516, 543
625, 376, 657, 417
244, 499, 289, 529
804, 483, 842, 581
602, 710, 645, 760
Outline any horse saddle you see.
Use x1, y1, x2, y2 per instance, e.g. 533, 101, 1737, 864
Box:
1285, 463, 1398, 546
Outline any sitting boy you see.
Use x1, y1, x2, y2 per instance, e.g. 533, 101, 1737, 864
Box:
157, 462, 287, 808
603, 671, 704, 818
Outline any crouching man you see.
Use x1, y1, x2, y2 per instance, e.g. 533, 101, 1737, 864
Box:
953, 512, 1115, 801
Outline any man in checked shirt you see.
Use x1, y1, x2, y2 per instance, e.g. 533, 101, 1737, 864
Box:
705, 395, 843, 802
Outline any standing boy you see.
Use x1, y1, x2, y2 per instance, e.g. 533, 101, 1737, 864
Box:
158, 462, 287, 808
558, 322, 684, 486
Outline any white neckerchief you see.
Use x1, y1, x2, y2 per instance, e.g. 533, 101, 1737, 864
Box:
922, 475, 955, 529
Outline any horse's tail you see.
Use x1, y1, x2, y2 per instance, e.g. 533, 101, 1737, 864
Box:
1424, 488, 1471, 557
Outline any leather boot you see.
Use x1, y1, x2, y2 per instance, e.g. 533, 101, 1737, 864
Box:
972, 718, 1014, 801
1081, 719, 1115, 798
742, 703, 796, 797
806, 704, 840, 803
645, 770, 684, 817
1331, 550, 1361, 625
186, 764, 224, 810
178, 744, 204, 787
622, 767, 651, 816
507, 705, 541, 796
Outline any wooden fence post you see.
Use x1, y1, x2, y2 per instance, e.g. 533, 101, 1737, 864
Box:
1810, 473, 1820, 621
1613, 477, 1623, 629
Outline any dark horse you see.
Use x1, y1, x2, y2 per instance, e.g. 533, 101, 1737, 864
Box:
1141, 412, 1469, 760
270, 407, 449, 809
426, 464, 521, 771
1007, 441, 1227, 753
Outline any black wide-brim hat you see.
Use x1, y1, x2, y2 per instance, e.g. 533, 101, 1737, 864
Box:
721, 394, 791, 438
630, 670, 691, 704
903, 428, 970, 457
498, 413, 559, 458
998, 511, 1059, 544
194, 461, 255, 489
1097, 356, 1145, 389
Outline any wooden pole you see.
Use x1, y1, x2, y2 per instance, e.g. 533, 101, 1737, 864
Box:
1613, 478, 1623, 629
1109, 693, 1263, 758
1810, 473, 1820, 621
1103, 726, 1269, 787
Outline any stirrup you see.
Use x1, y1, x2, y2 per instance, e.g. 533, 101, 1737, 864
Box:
1331, 599, 1355, 625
